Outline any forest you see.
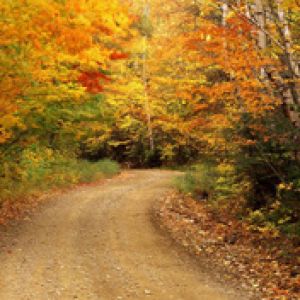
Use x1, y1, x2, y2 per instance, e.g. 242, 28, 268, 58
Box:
0, 0, 299, 297
1, 0, 299, 234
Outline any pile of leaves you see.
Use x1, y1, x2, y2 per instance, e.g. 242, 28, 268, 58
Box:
155, 192, 300, 300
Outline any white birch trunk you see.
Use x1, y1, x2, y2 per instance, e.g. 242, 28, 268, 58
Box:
277, 1, 299, 77
276, 0, 300, 128
222, 1, 229, 27
255, 0, 267, 78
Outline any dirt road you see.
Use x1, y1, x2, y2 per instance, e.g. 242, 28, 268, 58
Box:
0, 170, 248, 300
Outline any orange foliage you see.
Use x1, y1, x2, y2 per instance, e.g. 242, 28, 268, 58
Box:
78, 71, 111, 94
110, 52, 129, 60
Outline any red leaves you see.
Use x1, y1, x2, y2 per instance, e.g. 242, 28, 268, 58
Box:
110, 52, 129, 60
77, 51, 129, 93
78, 71, 111, 94
77, 50, 129, 94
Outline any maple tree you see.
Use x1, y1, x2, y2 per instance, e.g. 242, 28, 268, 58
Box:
0, 0, 131, 144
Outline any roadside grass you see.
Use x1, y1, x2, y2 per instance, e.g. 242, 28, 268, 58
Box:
0, 147, 120, 204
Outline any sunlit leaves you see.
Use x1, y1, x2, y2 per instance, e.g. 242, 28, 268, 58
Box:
0, 0, 131, 145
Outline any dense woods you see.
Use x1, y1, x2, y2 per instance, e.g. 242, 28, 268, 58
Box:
0, 0, 299, 236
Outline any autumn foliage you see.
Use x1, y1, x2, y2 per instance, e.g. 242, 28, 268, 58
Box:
0, 0, 132, 203
0, 0, 300, 250
78, 71, 111, 94
0, 0, 300, 297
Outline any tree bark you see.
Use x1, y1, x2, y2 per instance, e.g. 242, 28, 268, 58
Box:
143, 0, 154, 151
255, 0, 267, 78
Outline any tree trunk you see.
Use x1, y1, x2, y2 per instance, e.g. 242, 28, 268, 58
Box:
143, 0, 154, 151
255, 0, 267, 78
222, 1, 229, 27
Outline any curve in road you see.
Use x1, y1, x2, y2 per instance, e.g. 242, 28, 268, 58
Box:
0, 170, 248, 300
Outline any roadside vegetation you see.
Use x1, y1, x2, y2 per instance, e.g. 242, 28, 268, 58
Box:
175, 157, 300, 239
0, 147, 119, 204
0, 145, 119, 224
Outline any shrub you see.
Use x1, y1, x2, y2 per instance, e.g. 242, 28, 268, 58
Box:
174, 161, 239, 200
0, 145, 120, 203
174, 160, 251, 216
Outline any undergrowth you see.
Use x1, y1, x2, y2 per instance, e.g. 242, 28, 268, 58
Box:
174, 161, 245, 201
175, 161, 300, 238
0, 145, 120, 203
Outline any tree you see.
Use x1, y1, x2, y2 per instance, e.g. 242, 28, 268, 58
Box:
0, 0, 131, 149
